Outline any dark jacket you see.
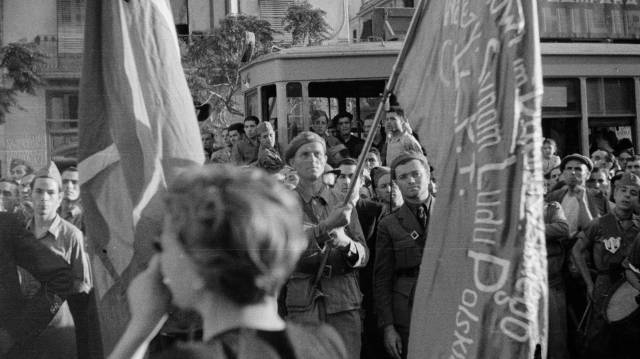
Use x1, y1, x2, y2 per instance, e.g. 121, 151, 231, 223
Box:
544, 201, 570, 286
0, 213, 73, 353
286, 186, 368, 315
374, 200, 431, 329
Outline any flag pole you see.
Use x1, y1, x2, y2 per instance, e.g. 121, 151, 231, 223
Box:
341, 0, 428, 205
312, 0, 431, 283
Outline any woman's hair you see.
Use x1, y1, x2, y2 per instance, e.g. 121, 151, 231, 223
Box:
164, 165, 307, 305
311, 110, 329, 123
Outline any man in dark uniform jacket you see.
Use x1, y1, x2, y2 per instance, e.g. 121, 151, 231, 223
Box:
0, 212, 73, 356
374, 152, 433, 359
332, 157, 386, 359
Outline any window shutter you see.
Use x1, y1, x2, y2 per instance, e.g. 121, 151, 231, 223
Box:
57, 0, 85, 54
259, 0, 294, 37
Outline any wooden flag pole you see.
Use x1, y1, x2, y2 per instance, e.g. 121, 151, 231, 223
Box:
312, 0, 430, 284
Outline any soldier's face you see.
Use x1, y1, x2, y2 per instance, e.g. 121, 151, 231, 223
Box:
375, 173, 402, 208
32, 178, 62, 219
394, 160, 430, 202
336, 164, 361, 201
62, 170, 80, 201
291, 142, 327, 182
0, 182, 19, 212
613, 185, 639, 211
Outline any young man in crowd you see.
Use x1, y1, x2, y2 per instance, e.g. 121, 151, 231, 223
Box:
333, 157, 385, 359
333, 112, 364, 159
59, 167, 83, 232
285, 132, 368, 359
374, 152, 433, 359
586, 166, 612, 199
572, 172, 640, 358
27, 162, 92, 358
256, 121, 284, 173
0, 178, 20, 213
232, 116, 260, 165
383, 107, 422, 166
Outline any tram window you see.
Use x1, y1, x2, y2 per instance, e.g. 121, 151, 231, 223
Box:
245, 89, 259, 118
287, 83, 303, 142
589, 121, 634, 155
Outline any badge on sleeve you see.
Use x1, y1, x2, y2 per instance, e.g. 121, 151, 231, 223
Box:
603, 236, 621, 254
410, 230, 420, 240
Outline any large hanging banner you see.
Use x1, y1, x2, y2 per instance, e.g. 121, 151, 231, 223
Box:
78, 0, 205, 355
393, 0, 548, 358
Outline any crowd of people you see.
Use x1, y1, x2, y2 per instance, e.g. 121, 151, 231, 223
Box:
2, 103, 640, 359
542, 136, 640, 359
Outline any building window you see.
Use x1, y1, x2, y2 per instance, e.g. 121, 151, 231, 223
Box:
542, 77, 638, 157
46, 90, 79, 164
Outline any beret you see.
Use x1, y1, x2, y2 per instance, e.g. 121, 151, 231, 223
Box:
256, 121, 274, 135
560, 153, 593, 172
617, 172, 640, 188
285, 131, 326, 164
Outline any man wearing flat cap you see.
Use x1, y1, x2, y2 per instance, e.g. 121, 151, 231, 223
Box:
546, 153, 611, 356
547, 154, 611, 237
255, 121, 284, 173
374, 152, 433, 359
25, 162, 92, 358
284, 131, 368, 359
572, 172, 640, 357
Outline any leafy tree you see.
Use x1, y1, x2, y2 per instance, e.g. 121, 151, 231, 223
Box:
0, 42, 45, 124
181, 15, 276, 117
282, 2, 331, 46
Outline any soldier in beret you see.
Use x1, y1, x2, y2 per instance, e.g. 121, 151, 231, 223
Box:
284, 131, 368, 359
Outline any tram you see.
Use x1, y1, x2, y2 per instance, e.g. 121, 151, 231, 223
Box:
239, 40, 640, 157
238, 41, 402, 151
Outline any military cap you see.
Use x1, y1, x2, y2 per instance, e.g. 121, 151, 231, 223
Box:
285, 131, 326, 164
616, 172, 640, 188
560, 153, 593, 172
34, 161, 62, 188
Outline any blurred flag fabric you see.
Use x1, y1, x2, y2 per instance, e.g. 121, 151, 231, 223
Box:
77, 0, 205, 354
393, 1, 547, 358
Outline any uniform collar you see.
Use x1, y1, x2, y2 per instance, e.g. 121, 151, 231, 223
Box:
296, 183, 330, 204
27, 214, 63, 239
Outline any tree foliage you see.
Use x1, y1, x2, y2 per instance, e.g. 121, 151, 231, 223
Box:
0, 42, 45, 124
181, 15, 276, 117
282, 2, 331, 46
